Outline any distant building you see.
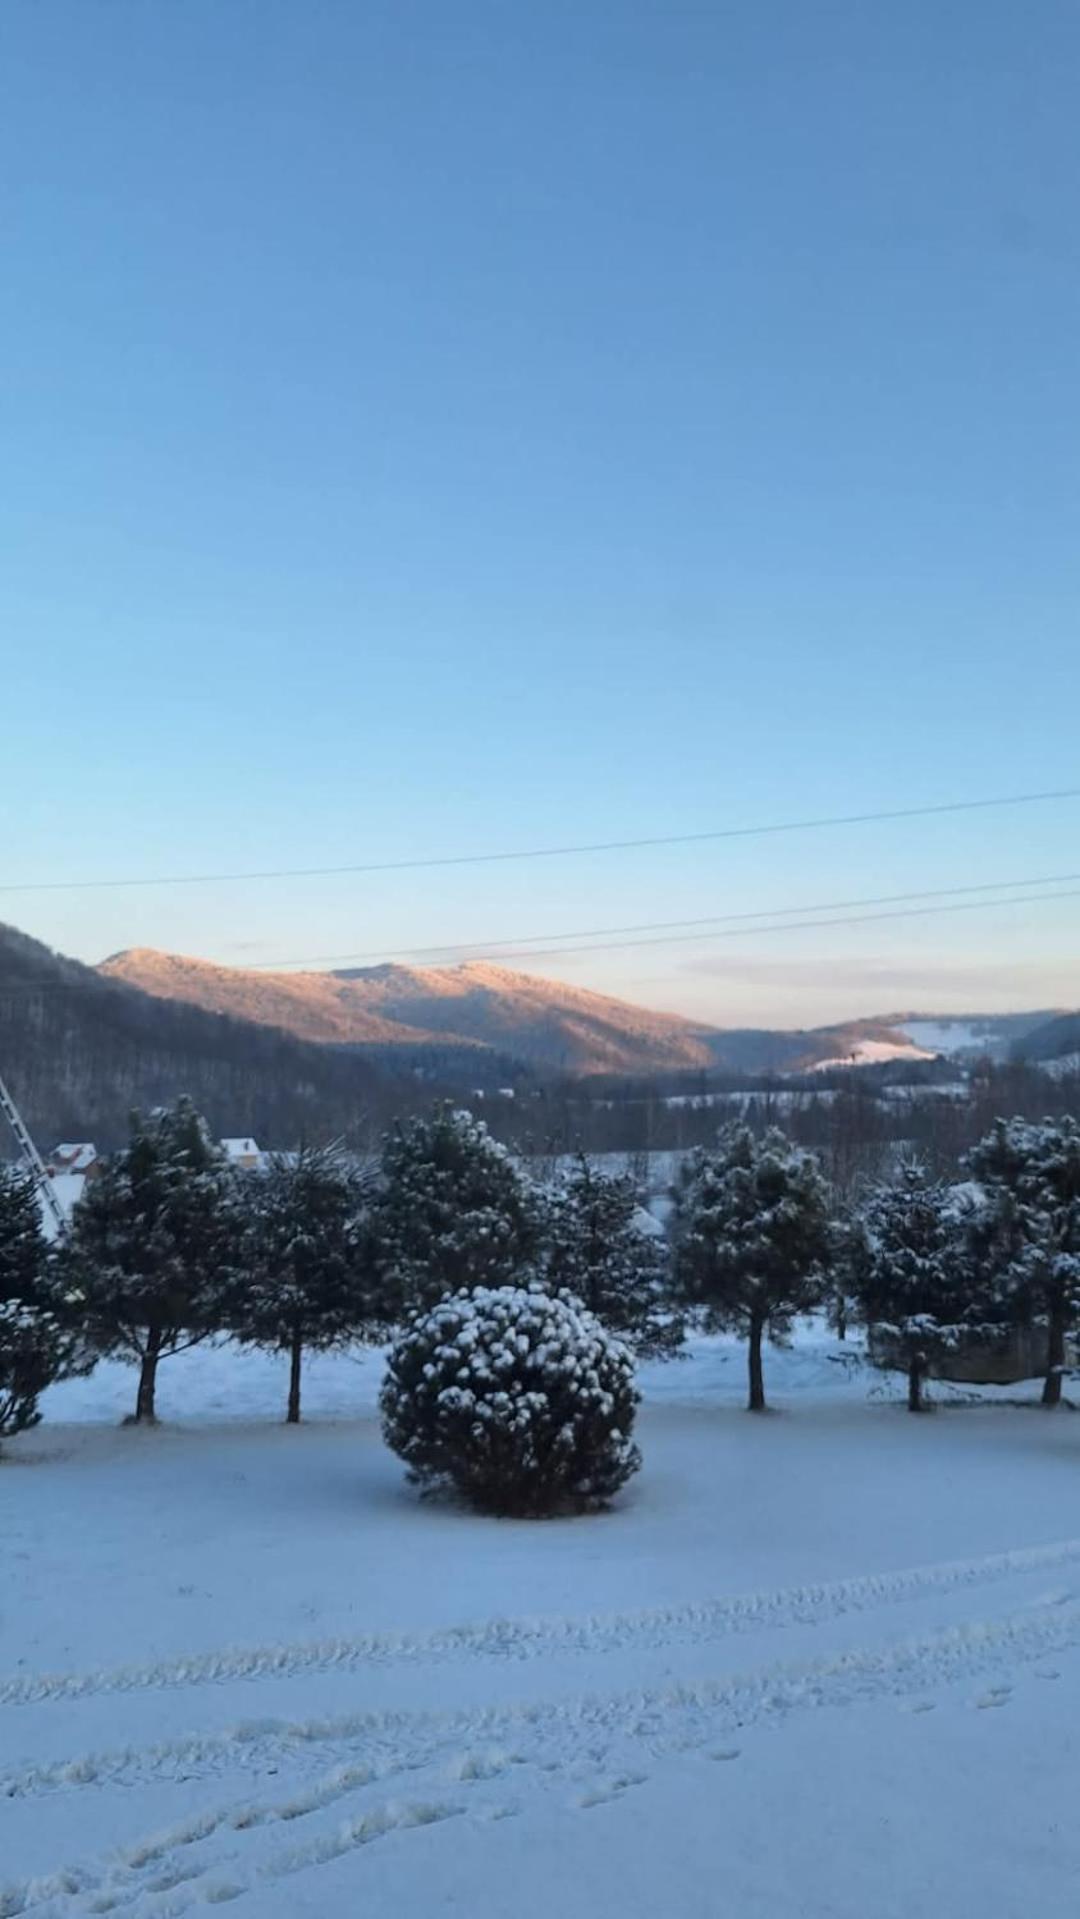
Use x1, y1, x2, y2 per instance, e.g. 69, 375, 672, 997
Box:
220, 1136, 263, 1171
47, 1142, 100, 1176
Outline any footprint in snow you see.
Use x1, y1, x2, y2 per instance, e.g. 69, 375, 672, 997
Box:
577, 1774, 647, 1810
146, 1859, 204, 1892
448, 1749, 514, 1783
975, 1686, 1012, 1710
708, 1747, 742, 1762
902, 1701, 936, 1715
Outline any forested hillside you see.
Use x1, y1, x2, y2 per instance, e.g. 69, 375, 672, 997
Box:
0, 923, 401, 1148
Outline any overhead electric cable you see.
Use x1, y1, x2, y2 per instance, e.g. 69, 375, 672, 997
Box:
246, 869, 1080, 971
1, 878, 1079, 1004
1, 785, 1078, 894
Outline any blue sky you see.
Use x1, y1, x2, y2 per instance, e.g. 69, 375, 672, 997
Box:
2, 0, 1078, 1026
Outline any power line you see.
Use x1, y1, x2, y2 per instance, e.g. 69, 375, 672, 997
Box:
503, 884, 1080, 962
2, 784, 1079, 894
247, 869, 1080, 971
2, 879, 1078, 1005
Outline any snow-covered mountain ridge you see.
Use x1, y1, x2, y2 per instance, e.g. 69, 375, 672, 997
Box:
99, 946, 1069, 1077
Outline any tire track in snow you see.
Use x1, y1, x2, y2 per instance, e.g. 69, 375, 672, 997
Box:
6, 1534, 1080, 1710
5, 1594, 1080, 1810
6, 1602, 1080, 1916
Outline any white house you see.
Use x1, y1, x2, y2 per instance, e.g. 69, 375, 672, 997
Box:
47, 1142, 99, 1176
220, 1137, 263, 1171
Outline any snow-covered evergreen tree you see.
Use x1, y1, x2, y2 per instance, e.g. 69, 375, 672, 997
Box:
0, 1162, 49, 1305
852, 1158, 976, 1411
539, 1153, 682, 1358
372, 1105, 541, 1315
965, 1116, 1080, 1406
232, 1144, 384, 1423
0, 1164, 85, 1447
672, 1124, 833, 1411
380, 1283, 641, 1515
0, 1301, 75, 1447
62, 1098, 240, 1423
827, 1204, 867, 1343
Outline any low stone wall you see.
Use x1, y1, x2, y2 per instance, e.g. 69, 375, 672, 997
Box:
867, 1324, 1075, 1387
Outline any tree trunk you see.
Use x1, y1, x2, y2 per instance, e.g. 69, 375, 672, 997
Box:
747, 1315, 766, 1412
1042, 1299, 1066, 1407
134, 1326, 162, 1424
907, 1350, 926, 1413
287, 1327, 303, 1425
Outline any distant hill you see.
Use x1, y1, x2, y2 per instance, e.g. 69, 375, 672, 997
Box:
100, 951, 723, 1076
0, 922, 404, 1149
99, 946, 1056, 1080
1014, 1010, 1080, 1064
98, 949, 467, 1050
891, 1012, 1058, 1061
4, 922, 1073, 1151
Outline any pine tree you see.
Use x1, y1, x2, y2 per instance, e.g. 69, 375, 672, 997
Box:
829, 1204, 870, 1343
853, 1158, 974, 1411
0, 1162, 50, 1304
372, 1105, 541, 1315
61, 1098, 240, 1423
966, 1116, 1080, 1406
0, 1164, 84, 1448
232, 1144, 384, 1423
673, 1124, 833, 1411
539, 1153, 682, 1358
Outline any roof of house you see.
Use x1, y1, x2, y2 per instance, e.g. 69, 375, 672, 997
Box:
221, 1137, 260, 1157
51, 1143, 98, 1171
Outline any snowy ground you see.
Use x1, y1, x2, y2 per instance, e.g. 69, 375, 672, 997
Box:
3, 1337, 1079, 1917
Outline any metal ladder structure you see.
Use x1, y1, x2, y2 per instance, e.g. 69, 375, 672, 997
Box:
0, 1071, 67, 1235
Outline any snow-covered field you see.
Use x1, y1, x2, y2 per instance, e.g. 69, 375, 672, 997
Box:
4, 1337, 1080, 1917
898, 1018, 1003, 1057
1042, 1051, 1080, 1080
809, 1037, 935, 1071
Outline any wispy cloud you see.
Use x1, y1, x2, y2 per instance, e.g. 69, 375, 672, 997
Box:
673, 953, 1064, 995
609, 950, 1075, 1027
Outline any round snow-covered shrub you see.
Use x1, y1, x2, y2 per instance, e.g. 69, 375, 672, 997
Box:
380, 1284, 641, 1516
